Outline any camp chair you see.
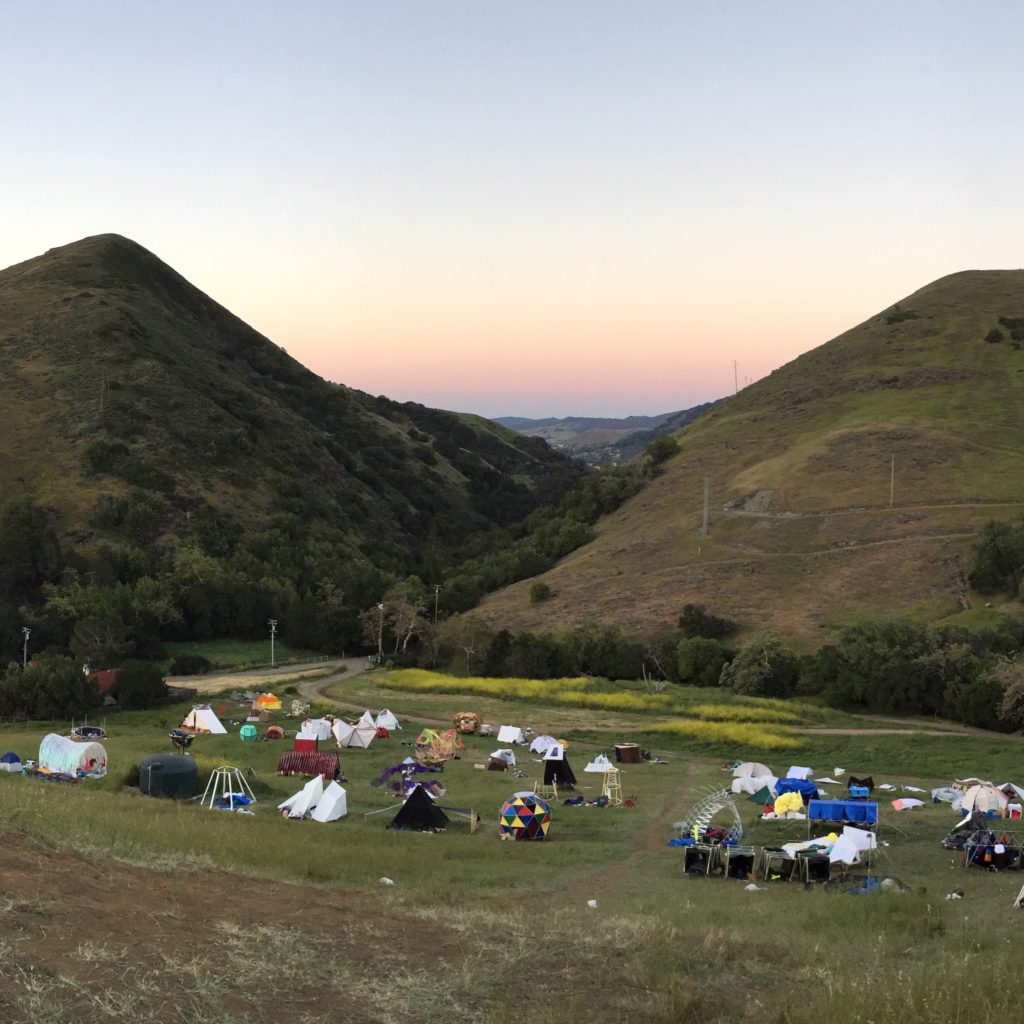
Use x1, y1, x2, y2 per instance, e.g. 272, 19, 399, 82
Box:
758, 848, 797, 882
796, 851, 831, 884
684, 843, 722, 876
722, 845, 756, 880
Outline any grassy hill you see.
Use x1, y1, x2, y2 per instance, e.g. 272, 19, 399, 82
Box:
0, 234, 584, 640
476, 270, 1024, 642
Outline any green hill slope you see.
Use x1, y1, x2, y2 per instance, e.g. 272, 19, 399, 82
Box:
477, 270, 1024, 641
0, 234, 584, 654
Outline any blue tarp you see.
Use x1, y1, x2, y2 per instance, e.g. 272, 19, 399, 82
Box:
808, 799, 878, 824
775, 778, 819, 802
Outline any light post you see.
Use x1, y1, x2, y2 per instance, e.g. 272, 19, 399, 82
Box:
268, 618, 277, 667
432, 584, 441, 625
21, 627, 30, 669
376, 603, 385, 664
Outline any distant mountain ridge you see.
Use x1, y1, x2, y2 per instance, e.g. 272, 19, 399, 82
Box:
495, 404, 718, 462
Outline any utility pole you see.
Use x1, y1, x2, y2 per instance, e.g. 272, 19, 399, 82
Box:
21, 627, 30, 669
376, 603, 385, 664
268, 618, 277, 667
432, 584, 441, 625
701, 477, 709, 536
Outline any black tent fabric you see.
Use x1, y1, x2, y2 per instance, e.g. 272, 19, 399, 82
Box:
940, 810, 989, 850
544, 756, 577, 789
388, 784, 449, 831
847, 775, 874, 792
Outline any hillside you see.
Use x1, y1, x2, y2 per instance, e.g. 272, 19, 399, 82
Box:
476, 270, 1024, 642
0, 234, 585, 655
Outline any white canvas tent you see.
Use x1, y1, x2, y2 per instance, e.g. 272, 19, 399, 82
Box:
489, 749, 516, 768
497, 725, 525, 745
585, 754, 612, 773
786, 766, 813, 780
529, 734, 557, 754
733, 761, 772, 778
332, 719, 376, 749
181, 706, 227, 735
279, 775, 324, 819
375, 709, 401, 731
38, 734, 107, 777
301, 718, 334, 741
310, 781, 348, 822
357, 710, 375, 728
957, 784, 1008, 816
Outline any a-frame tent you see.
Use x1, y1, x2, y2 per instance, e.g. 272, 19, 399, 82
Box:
389, 784, 449, 831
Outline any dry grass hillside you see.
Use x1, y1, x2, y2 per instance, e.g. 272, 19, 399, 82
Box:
477, 270, 1024, 643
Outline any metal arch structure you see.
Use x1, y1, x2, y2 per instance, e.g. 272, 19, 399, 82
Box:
673, 788, 743, 843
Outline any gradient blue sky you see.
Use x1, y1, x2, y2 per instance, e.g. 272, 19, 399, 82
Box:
2, 2, 1021, 417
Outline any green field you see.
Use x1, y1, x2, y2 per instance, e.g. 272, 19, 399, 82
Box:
0, 672, 1021, 1023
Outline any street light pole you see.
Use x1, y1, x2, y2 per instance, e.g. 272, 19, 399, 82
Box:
432, 584, 441, 625
21, 627, 30, 669
268, 618, 277, 668
376, 603, 385, 664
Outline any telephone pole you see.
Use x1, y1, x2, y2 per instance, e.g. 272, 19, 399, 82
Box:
268, 618, 277, 667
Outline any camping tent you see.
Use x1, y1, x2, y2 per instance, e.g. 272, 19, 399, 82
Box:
530, 734, 558, 755
389, 784, 449, 831
585, 754, 612, 773
301, 718, 334, 741
375, 709, 401, 731
38, 734, 107, 777
733, 761, 772, 778
543, 752, 576, 789
497, 725, 526, 745
333, 719, 376, 749
958, 784, 1008, 816
0, 751, 22, 772
489, 749, 516, 770
180, 706, 227, 735
256, 692, 281, 710
310, 781, 348, 822
239, 724, 258, 742
279, 775, 325, 819
498, 792, 551, 840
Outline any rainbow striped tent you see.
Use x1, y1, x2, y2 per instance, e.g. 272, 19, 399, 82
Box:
498, 792, 551, 841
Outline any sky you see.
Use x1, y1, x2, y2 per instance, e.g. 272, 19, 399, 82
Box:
2, 2, 1022, 418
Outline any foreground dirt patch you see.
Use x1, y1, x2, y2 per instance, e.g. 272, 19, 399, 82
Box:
0, 833, 460, 1023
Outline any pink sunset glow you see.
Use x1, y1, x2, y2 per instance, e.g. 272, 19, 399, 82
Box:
2, 3, 1021, 418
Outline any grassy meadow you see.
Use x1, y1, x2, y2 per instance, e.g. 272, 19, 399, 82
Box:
0, 668, 1022, 1022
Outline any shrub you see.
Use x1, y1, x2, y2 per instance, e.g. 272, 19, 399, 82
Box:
113, 659, 168, 710
529, 582, 552, 605
169, 654, 212, 676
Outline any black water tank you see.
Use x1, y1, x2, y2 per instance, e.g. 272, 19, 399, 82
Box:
139, 754, 198, 799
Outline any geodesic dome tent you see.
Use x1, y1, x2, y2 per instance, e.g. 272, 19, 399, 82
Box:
38, 734, 107, 778
499, 792, 552, 841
